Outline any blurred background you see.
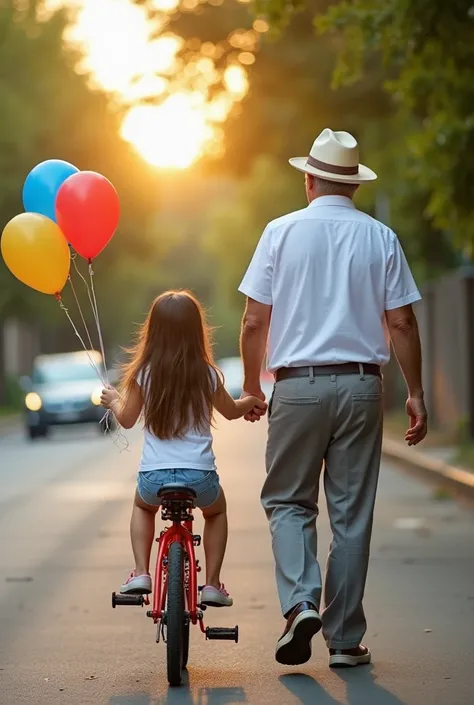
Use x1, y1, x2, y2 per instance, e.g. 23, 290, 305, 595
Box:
0, 0, 473, 457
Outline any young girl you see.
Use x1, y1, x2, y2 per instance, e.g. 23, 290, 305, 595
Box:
100, 290, 266, 607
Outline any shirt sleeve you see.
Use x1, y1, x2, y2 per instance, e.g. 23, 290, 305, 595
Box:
136, 368, 146, 388
238, 226, 273, 305
385, 233, 422, 310
209, 366, 221, 391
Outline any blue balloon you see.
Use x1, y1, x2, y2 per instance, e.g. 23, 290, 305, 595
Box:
23, 159, 79, 223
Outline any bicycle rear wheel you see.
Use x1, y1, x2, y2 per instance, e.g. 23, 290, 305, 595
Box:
182, 620, 190, 669
166, 541, 184, 687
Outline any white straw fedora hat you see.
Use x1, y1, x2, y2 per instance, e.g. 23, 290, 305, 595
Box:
289, 128, 377, 183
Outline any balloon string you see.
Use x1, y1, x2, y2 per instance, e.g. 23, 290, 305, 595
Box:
56, 295, 129, 453
99, 408, 130, 453
71, 257, 110, 385
67, 272, 95, 354
88, 261, 109, 385
56, 298, 106, 385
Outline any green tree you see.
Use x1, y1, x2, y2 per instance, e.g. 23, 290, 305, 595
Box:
253, 0, 474, 250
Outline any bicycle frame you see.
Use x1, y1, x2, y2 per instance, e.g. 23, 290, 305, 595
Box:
149, 512, 201, 625
111, 484, 238, 679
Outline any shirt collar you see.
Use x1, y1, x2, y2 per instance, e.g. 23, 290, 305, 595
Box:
308, 195, 356, 210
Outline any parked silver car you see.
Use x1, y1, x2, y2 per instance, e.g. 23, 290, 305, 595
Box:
22, 351, 111, 440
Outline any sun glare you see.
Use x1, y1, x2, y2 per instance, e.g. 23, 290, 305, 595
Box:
151, 0, 180, 11
224, 65, 249, 97
122, 96, 213, 169
50, 0, 254, 169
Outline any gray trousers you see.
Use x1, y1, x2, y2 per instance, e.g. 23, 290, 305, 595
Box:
261, 371, 383, 650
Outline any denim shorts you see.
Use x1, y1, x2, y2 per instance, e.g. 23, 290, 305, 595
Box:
137, 469, 221, 509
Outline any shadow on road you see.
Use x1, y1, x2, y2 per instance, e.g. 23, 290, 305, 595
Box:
334, 666, 408, 705
110, 697, 153, 705
280, 674, 343, 704
194, 686, 247, 705
109, 671, 247, 705
280, 666, 408, 705
110, 690, 247, 705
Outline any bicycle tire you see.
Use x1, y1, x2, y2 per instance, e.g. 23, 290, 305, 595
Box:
182, 620, 190, 669
166, 541, 184, 687
182, 553, 190, 669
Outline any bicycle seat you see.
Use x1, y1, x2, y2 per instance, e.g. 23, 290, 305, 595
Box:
158, 483, 197, 500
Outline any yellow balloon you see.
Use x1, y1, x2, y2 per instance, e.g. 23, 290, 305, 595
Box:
1, 213, 70, 295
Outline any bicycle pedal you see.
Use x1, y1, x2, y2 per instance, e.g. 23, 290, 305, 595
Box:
205, 626, 239, 643
112, 592, 148, 608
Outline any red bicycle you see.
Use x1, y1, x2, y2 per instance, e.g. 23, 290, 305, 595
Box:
112, 483, 239, 687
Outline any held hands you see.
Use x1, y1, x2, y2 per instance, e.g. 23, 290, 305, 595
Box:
100, 385, 120, 410
405, 395, 428, 446
241, 389, 267, 423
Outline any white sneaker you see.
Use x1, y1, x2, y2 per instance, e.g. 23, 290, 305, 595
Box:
120, 571, 152, 595
329, 644, 371, 668
200, 584, 233, 607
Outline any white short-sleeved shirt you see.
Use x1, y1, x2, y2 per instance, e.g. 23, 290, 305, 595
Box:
136, 368, 217, 473
238, 195, 421, 372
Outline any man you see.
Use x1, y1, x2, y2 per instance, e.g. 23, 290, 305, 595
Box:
238, 128, 427, 669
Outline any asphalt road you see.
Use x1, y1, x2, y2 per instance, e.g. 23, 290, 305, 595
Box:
1, 419, 474, 705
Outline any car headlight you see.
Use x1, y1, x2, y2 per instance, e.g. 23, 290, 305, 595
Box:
91, 387, 102, 406
25, 392, 42, 412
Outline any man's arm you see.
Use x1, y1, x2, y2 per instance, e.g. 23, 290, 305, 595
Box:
240, 298, 272, 420
237, 223, 273, 419
385, 304, 427, 445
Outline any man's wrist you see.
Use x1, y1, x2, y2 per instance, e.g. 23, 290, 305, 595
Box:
408, 388, 424, 399
243, 380, 262, 395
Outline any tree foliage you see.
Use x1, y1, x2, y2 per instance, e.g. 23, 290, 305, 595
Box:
255, 0, 474, 249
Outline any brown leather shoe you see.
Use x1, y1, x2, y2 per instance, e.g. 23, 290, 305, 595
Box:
329, 644, 371, 668
275, 602, 322, 665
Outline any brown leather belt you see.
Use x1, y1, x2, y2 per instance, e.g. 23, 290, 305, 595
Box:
275, 363, 381, 382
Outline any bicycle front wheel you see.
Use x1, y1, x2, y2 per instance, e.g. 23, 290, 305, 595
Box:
166, 541, 184, 687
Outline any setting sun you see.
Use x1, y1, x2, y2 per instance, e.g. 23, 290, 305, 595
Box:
122, 96, 213, 169
52, 0, 255, 169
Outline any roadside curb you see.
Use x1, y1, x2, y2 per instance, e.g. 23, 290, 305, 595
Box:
382, 436, 474, 499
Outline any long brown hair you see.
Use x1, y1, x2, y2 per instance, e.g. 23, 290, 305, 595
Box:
122, 290, 220, 440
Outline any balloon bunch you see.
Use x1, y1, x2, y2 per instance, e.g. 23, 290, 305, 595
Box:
1, 160, 120, 389
1, 160, 119, 295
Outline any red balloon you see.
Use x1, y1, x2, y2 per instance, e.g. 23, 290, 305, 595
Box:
56, 171, 120, 260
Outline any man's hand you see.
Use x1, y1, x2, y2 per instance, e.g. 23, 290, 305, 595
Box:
241, 389, 266, 423
405, 395, 428, 446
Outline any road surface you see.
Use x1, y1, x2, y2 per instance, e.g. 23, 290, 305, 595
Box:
1, 420, 474, 705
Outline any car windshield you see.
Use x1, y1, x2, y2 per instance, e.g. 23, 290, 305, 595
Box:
33, 362, 102, 385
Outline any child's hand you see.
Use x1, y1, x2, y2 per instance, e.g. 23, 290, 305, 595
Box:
245, 395, 268, 422
100, 385, 120, 410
